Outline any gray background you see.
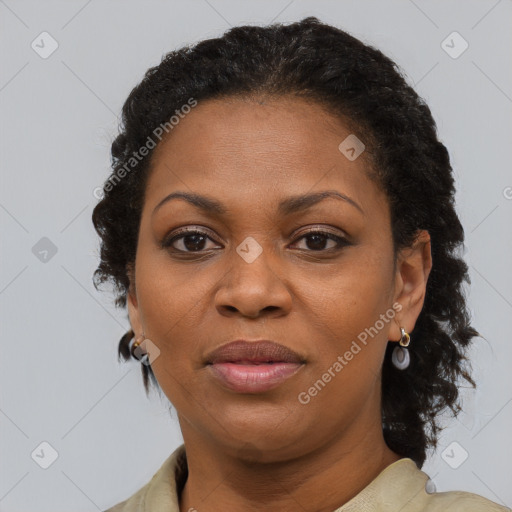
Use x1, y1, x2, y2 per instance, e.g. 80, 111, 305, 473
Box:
1, 0, 511, 510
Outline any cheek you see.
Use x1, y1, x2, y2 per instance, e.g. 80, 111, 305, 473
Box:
290, 251, 394, 411
294, 265, 392, 425
135, 242, 211, 340
134, 247, 228, 406
296, 251, 395, 347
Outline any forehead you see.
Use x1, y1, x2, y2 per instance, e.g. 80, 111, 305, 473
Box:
144, 96, 384, 218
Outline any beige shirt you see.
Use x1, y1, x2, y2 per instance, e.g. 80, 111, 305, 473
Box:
104, 444, 510, 512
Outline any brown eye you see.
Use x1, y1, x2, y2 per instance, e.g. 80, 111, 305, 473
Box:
162, 229, 221, 253
161, 228, 350, 254
291, 230, 349, 252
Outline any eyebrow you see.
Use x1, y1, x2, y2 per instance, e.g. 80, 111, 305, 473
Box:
152, 190, 364, 217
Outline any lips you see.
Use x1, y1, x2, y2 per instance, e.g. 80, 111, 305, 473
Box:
205, 339, 305, 365
205, 340, 305, 393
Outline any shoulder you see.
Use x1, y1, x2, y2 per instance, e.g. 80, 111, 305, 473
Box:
419, 489, 510, 511
359, 458, 510, 512
102, 485, 147, 512
102, 444, 186, 512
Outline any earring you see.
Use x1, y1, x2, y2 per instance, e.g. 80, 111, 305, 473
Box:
391, 327, 410, 370
130, 333, 149, 365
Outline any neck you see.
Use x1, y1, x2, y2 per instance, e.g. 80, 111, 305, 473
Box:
178, 420, 401, 512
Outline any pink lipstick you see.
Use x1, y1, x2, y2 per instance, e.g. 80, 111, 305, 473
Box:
205, 340, 305, 393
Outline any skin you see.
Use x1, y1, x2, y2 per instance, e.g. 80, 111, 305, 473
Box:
127, 96, 432, 512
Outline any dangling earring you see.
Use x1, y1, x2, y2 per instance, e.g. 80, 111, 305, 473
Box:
130, 333, 149, 366
391, 327, 410, 370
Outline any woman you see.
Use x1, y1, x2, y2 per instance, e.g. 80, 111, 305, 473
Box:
93, 16, 510, 512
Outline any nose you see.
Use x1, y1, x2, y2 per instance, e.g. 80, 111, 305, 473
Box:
214, 244, 293, 319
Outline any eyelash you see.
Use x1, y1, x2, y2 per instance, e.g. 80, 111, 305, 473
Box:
161, 227, 350, 254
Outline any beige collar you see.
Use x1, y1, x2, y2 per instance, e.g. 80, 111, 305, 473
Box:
125, 444, 508, 512
141, 444, 430, 512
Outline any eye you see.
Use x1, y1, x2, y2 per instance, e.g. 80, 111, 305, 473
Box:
161, 227, 350, 254
290, 229, 350, 252
162, 228, 221, 253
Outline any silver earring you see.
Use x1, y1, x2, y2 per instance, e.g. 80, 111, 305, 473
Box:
391, 327, 410, 370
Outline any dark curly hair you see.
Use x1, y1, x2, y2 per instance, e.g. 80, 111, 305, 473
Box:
92, 16, 478, 468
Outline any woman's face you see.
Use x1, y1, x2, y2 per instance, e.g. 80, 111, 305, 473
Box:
127, 96, 426, 461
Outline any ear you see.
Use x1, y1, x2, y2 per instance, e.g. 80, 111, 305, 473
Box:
387, 230, 432, 342
126, 262, 143, 336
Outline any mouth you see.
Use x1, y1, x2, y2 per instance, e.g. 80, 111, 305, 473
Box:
205, 340, 305, 393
